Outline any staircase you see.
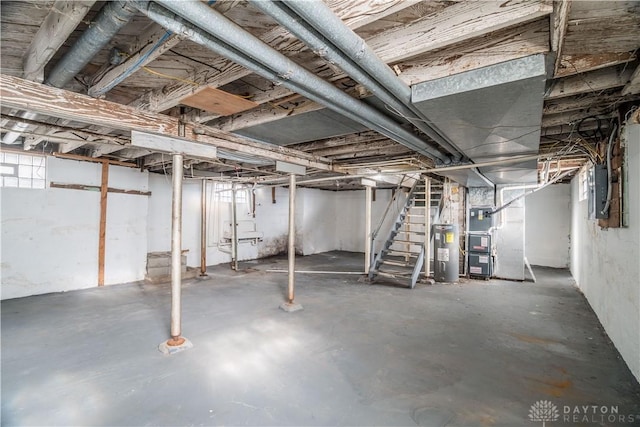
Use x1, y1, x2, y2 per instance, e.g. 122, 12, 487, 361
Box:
369, 179, 443, 288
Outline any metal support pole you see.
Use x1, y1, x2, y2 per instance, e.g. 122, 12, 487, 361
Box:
287, 174, 296, 303
170, 153, 183, 341
364, 185, 373, 275
424, 177, 431, 278
231, 182, 239, 271
200, 179, 207, 276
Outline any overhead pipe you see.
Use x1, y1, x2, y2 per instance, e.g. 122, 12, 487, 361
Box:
2, 1, 136, 145
46, 0, 138, 88
253, 0, 462, 162
139, 0, 449, 163
281, 0, 462, 160
170, 153, 184, 342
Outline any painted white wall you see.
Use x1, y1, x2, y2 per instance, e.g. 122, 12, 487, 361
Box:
298, 188, 337, 255
335, 189, 395, 254
1, 157, 148, 300
570, 124, 640, 382
525, 183, 571, 268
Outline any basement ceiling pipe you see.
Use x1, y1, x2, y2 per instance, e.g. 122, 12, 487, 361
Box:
144, 0, 450, 163
2, 1, 137, 145
254, 0, 463, 162
45, 0, 138, 88
283, 0, 462, 159
131, 2, 360, 122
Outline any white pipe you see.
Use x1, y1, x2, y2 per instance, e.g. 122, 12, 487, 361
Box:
424, 177, 431, 278
231, 182, 239, 270
170, 153, 183, 339
200, 179, 207, 276
267, 270, 365, 275
287, 174, 296, 303
364, 185, 373, 274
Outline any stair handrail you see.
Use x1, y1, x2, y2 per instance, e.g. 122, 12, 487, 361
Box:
369, 179, 423, 277
371, 175, 407, 242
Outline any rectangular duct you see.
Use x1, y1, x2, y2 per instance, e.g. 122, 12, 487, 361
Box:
412, 54, 548, 185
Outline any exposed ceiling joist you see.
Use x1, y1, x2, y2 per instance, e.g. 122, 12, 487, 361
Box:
88, 23, 183, 97
397, 19, 549, 86
551, 0, 571, 75
22, 0, 96, 83
546, 65, 634, 99
130, 0, 418, 113
366, 0, 552, 64
622, 64, 640, 96
0, 74, 337, 172
556, 52, 636, 78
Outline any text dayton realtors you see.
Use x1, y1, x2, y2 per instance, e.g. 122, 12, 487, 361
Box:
562, 405, 637, 424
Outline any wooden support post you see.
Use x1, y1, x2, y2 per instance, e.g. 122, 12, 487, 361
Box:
98, 160, 109, 286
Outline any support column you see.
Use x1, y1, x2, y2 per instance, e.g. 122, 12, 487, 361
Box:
364, 185, 373, 274
200, 179, 207, 276
280, 173, 303, 312
231, 183, 239, 271
424, 176, 431, 279
98, 160, 109, 286
159, 153, 192, 354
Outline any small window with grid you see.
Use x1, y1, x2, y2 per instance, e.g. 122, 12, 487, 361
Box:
0, 152, 46, 189
214, 182, 247, 203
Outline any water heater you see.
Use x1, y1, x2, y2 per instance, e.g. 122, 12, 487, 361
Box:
433, 224, 459, 282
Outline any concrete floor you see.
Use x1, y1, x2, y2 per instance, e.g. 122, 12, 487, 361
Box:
2, 251, 639, 426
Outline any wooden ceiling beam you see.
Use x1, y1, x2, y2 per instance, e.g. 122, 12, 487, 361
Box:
396, 19, 549, 86
205, 3, 552, 131
366, 0, 552, 64
621, 64, 640, 96
544, 90, 638, 115
546, 65, 634, 99
131, 0, 417, 113
22, 0, 96, 82
556, 52, 636, 78
542, 108, 616, 128
0, 74, 336, 171
550, 0, 571, 76
88, 24, 183, 97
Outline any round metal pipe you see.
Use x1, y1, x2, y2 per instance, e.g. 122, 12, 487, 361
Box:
364, 185, 373, 274
147, 0, 449, 162
200, 179, 207, 276
283, 0, 461, 159
253, 0, 461, 161
288, 174, 296, 303
424, 177, 431, 278
46, 0, 137, 88
133, 2, 421, 158
170, 153, 183, 339
231, 182, 239, 271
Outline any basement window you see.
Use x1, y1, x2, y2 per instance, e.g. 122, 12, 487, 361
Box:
214, 182, 247, 203
578, 166, 589, 202
0, 152, 45, 189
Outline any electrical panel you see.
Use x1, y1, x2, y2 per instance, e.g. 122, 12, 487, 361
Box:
469, 207, 493, 232
594, 164, 609, 219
